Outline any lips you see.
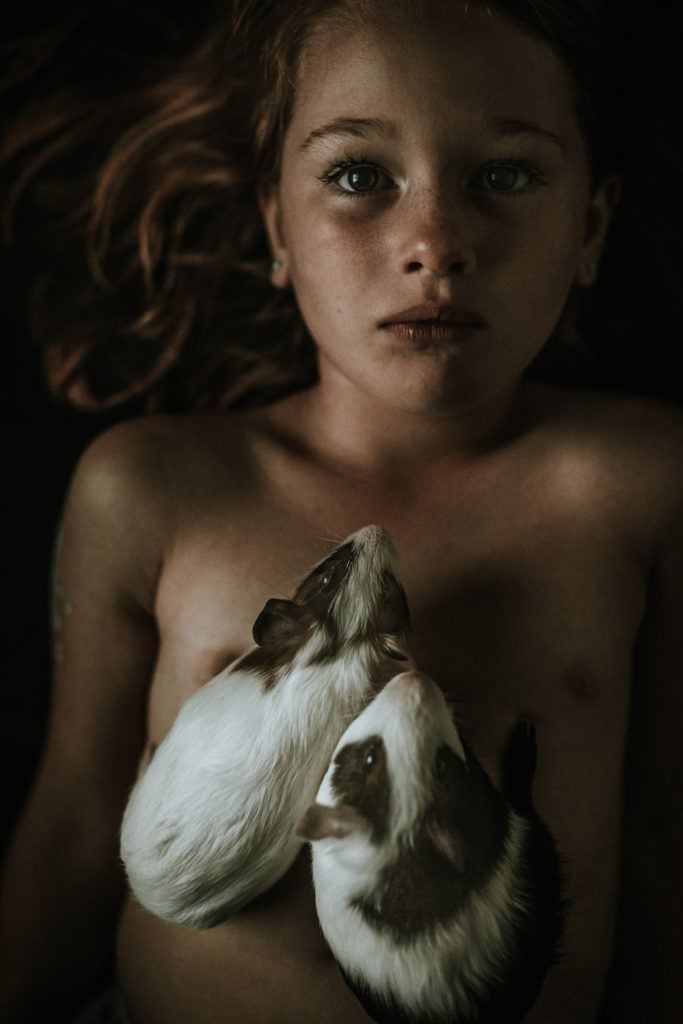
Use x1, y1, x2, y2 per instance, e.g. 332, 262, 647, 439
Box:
379, 304, 485, 343
379, 304, 484, 326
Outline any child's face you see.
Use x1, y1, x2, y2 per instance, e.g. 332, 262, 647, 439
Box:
261, 3, 617, 415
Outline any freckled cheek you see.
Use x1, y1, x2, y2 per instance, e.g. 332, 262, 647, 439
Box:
286, 206, 382, 324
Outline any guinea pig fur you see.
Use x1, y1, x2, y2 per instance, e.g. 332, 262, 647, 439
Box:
119, 526, 410, 929
297, 671, 565, 1024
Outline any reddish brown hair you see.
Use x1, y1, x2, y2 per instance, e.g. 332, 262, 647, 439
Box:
2, 0, 678, 409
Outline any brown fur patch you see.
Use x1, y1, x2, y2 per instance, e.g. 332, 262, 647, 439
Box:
330, 736, 390, 844
352, 745, 510, 940
235, 625, 313, 692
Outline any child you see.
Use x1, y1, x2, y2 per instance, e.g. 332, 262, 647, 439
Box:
1, 1, 681, 1021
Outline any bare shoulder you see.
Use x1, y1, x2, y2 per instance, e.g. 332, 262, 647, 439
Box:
529, 380, 683, 457
75, 410, 250, 481
71, 409, 262, 509
65, 416, 181, 566
60, 411, 262, 611
527, 382, 683, 532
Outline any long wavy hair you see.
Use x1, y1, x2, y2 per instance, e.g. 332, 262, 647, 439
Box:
1, 0, 679, 411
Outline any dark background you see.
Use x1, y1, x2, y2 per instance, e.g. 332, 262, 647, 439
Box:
0, 0, 211, 854
1, 0, 681, 857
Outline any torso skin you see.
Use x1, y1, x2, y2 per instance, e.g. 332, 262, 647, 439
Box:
89, 381, 680, 1023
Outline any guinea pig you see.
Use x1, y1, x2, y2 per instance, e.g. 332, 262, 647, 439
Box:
297, 670, 565, 1024
120, 525, 410, 929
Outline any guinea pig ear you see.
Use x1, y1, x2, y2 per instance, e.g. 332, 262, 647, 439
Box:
296, 803, 364, 842
252, 598, 308, 648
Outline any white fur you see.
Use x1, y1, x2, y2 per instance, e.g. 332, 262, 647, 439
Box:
313, 815, 530, 1021
305, 672, 540, 1022
120, 527, 409, 928
316, 671, 466, 845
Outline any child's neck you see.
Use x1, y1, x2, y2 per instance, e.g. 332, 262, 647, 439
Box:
280, 374, 533, 484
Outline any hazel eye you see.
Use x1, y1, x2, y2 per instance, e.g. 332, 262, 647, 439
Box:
488, 166, 525, 190
338, 164, 380, 193
324, 160, 396, 197
475, 161, 541, 195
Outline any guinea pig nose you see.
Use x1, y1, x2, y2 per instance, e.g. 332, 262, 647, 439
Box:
391, 670, 437, 701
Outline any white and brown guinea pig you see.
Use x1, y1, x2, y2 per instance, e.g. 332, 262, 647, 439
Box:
298, 671, 565, 1024
120, 526, 410, 929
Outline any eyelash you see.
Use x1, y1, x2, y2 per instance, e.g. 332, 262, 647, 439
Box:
318, 152, 394, 200
318, 153, 546, 199
478, 160, 546, 196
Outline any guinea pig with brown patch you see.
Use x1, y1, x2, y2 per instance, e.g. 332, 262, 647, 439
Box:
120, 526, 410, 929
298, 670, 565, 1024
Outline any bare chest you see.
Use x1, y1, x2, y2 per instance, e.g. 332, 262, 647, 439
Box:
147, 475, 645, 764
122, 462, 650, 1024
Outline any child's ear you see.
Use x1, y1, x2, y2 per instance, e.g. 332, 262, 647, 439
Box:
575, 174, 622, 287
258, 180, 291, 288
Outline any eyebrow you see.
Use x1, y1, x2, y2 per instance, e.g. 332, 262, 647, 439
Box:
300, 117, 397, 151
488, 117, 567, 153
299, 114, 568, 155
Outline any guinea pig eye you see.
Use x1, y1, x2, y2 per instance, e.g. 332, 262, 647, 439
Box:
362, 739, 382, 773
319, 565, 336, 587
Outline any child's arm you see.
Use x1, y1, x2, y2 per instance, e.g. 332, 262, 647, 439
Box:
607, 471, 683, 1021
0, 427, 163, 1023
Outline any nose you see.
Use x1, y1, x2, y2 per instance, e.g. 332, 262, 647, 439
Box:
394, 185, 476, 278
